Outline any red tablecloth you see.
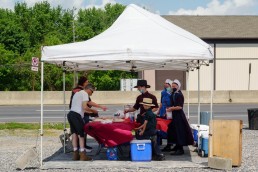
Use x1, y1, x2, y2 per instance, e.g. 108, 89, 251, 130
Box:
156, 118, 172, 132
84, 118, 171, 147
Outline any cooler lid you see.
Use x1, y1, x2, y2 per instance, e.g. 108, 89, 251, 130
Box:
130, 139, 151, 144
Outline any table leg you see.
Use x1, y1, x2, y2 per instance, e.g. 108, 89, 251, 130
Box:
95, 144, 103, 156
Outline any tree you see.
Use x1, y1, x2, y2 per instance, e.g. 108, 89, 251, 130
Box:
0, 2, 133, 91
88, 71, 137, 90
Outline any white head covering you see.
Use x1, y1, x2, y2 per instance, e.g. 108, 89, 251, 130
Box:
165, 79, 173, 87
172, 79, 181, 91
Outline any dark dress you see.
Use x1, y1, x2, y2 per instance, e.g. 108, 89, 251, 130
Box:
167, 90, 194, 146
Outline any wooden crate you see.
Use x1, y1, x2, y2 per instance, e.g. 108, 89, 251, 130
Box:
209, 120, 242, 166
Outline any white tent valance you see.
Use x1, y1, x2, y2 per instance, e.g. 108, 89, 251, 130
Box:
41, 4, 213, 71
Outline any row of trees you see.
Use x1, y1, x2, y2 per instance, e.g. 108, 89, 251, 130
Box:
0, 1, 137, 91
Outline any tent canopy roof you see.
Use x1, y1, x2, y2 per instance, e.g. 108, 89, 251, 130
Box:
41, 4, 213, 71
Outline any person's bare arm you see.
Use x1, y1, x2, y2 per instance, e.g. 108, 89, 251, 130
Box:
166, 106, 182, 112
124, 107, 136, 114
87, 101, 107, 111
157, 103, 162, 115
139, 120, 148, 135
152, 108, 158, 113
83, 101, 98, 114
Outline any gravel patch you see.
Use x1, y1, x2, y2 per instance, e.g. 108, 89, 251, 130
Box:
0, 128, 257, 172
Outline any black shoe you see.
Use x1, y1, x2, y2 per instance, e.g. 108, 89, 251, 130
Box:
85, 145, 92, 150
159, 139, 163, 145
170, 145, 178, 152
161, 145, 172, 152
153, 154, 165, 161
170, 149, 184, 155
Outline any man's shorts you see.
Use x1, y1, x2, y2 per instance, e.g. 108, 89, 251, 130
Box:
67, 111, 85, 137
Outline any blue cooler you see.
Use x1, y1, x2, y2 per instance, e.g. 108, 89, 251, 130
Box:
191, 124, 199, 143
190, 124, 209, 144
193, 129, 198, 142
198, 131, 207, 150
201, 133, 209, 157
130, 140, 152, 162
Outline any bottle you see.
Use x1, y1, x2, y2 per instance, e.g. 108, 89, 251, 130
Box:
166, 111, 172, 119
129, 113, 135, 123
114, 113, 119, 120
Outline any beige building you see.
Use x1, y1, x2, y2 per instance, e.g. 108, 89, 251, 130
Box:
142, 16, 258, 91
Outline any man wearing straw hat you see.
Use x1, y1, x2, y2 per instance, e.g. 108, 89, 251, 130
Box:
124, 80, 159, 124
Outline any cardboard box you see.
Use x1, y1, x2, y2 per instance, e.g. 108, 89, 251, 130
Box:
209, 120, 242, 166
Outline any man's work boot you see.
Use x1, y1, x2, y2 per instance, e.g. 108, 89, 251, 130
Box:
73, 150, 80, 161
79, 151, 93, 161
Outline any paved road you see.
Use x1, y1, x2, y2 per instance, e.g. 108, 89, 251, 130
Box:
0, 104, 257, 126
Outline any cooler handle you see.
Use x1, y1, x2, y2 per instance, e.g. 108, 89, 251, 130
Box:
137, 143, 145, 151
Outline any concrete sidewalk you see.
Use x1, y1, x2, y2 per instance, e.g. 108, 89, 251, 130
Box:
42, 137, 208, 170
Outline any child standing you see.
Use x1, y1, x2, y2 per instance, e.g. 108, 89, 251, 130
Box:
135, 98, 165, 161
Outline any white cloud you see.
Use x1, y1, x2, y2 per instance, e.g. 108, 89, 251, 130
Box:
0, 0, 15, 10
0, 0, 118, 14
168, 0, 257, 15
22, 0, 84, 10
85, 0, 117, 9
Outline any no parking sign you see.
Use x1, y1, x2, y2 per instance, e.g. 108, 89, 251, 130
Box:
31, 57, 39, 67
31, 57, 39, 71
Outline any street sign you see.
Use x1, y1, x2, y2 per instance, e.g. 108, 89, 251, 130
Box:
31, 66, 38, 72
31, 57, 39, 67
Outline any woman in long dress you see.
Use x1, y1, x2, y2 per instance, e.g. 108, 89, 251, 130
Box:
166, 79, 194, 155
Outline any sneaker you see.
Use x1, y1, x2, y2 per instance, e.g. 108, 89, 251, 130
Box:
85, 148, 92, 153
79, 151, 93, 161
85, 145, 93, 150
161, 145, 172, 152
170, 149, 184, 155
73, 150, 80, 161
153, 154, 165, 161
170, 145, 178, 152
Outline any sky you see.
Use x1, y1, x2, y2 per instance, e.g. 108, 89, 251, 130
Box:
0, 0, 258, 15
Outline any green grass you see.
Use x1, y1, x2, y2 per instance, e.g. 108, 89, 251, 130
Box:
0, 122, 70, 130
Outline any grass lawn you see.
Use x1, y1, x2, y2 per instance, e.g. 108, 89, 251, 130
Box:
0, 122, 69, 130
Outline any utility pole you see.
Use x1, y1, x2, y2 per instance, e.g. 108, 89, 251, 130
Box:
72, 20, 75, 42
248, 63, 251, 90
72, 7, 76, 42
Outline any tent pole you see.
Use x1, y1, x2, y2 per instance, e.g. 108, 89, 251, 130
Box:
210, 60, 214, 122
186, 70, 190, 120
63, 62, 67, 153
40, 62, 44, 167
197, 61, 201, 152
197, 61, 200, 125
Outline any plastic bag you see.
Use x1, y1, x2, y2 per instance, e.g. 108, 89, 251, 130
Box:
106, 147, 118, 160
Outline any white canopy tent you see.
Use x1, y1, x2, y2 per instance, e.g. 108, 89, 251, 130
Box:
41, 4, 213, 71
40, 4, 214, 166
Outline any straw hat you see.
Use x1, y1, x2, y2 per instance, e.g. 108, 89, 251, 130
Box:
140, 98, 155, 106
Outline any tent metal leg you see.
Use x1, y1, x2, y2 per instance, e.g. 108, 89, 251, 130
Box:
40, 62, 44, 167
63, 62, 67, 153
210, 61, 214, 122
197, 61, 201, 152
186, 70, 190, 120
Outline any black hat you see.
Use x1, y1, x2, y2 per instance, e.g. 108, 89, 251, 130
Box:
134, 80, 150, 88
